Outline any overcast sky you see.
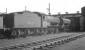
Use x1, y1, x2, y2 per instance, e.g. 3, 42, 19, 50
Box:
0, 0, 85, 14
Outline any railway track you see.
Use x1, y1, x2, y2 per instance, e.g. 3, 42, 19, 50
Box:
0, 33, 85, 50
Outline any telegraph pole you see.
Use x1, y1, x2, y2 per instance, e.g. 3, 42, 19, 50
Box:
6, 8, 7, 14
47, 3, 51, 16
25, 6, 27, 11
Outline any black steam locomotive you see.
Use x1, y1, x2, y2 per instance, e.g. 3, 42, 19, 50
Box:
0, 11, 71, 39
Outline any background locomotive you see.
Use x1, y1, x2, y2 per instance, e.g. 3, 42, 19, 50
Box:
0, 11, 71, 38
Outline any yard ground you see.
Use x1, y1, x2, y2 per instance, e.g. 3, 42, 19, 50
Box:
0, 32, 78, 48
49, 33, 85, 50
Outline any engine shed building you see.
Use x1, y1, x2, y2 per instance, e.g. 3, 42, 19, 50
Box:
52, 12, 83, 32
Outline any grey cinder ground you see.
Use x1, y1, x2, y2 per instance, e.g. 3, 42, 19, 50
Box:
49, 35, 85, 50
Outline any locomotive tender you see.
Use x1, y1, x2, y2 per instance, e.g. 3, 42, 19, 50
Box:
0, 11, 71, 38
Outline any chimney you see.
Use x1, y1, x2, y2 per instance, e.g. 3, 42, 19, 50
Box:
77, 11, 80, 14
65, 12, 68, 14
58, 12, 61, 15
